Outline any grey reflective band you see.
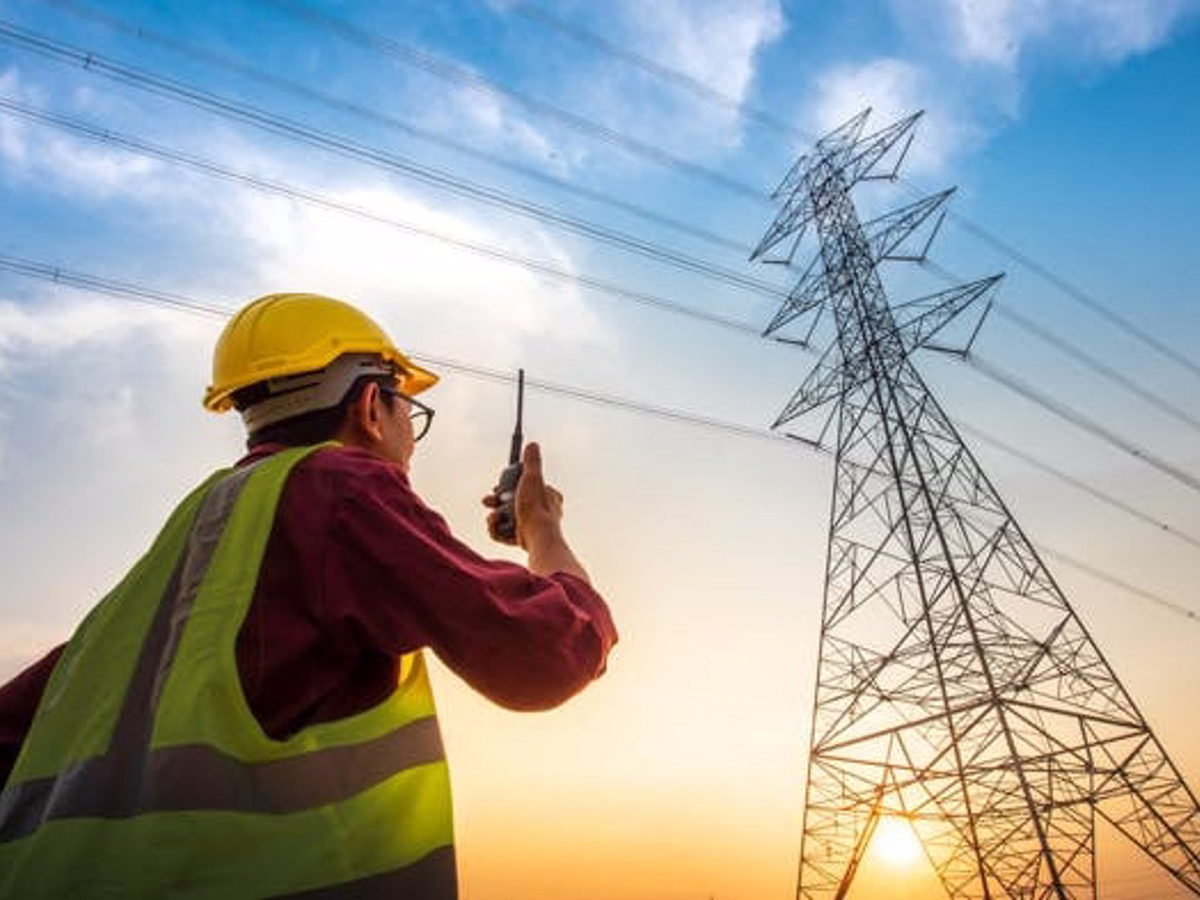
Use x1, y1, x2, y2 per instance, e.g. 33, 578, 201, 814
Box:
278, 845, 457, 899
241, 353, 397, 432
0, 716, 444, 843
0, 458, 444, 846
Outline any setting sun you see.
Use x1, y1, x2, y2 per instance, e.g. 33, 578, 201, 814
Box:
874, 817, 923, 867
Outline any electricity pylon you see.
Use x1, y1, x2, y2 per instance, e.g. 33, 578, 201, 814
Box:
753, 110, 1200, 900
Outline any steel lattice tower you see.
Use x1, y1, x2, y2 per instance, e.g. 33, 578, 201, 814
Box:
752, 110, 1200, 900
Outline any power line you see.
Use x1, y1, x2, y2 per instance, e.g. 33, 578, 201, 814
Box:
260, 0, 770, 202
922, 259, 1200, 436
958, 420, 1200, 553
8, 90, 1196, 561
509, 1, 806, 142
1037, 544, 1199, 622
0, 96, 760, 337
966, 352, 1200, 496
0, 253, 790, 447
14, 94, 1200, 546
3, 254, 1194, 622
18, 79, 1197, 520
993, 302, 1200, 435
506, 3, 1200, 384
12, 16, 1195, 508
41, 0, 752, 256
0, 20, 786, 300
0, 253, 228, 317
12, 82, 1197, 496
6, 77, 1197, 584
912, 183, 1200, 384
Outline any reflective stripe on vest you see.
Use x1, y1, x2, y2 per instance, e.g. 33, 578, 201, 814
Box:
0, 446, 456, 899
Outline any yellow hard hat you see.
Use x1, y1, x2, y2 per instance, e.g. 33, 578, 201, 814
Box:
203, 292, 438, 413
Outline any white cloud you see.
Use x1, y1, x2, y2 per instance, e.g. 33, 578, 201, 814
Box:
610, 0, 784, 153
0, 69, 31, 166
439, 84, 574, 174
0, 294, 158, 371
938, 0, 1197, 68
401, 59, 579, 176
809, 58, 982, 175
229, 179, 610, 367
803, 0, 1197, 176
621, 0, 785, 104
0, 290, 218, 492
516, 0, 783, 162
0, 67, 164, 200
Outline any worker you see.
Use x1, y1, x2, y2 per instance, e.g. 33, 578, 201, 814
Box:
0, 293, 617, 897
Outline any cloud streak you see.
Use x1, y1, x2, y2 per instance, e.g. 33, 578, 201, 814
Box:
937, 0, 1199, 68
802, 0, 1200, 176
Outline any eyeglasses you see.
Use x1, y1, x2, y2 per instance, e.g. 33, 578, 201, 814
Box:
380, 386, 435, 442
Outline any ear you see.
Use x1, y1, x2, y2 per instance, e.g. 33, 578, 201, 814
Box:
350, 381, 386, 444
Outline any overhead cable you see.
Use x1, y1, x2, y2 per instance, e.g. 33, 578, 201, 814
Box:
41, 0, 751, 255
0, 20, 785, 299
0, 253, 791, 447
913, 184, 1200, 383
0, 96, 760, 337
922, 259, 1200, 436
507, 2, 1200, 383
509, 0, 806, 142
2, 256, 1195, 622
1036, 544, 1198, 622
966, 353, 1200, 496
0, 254, 229, 317
958, 421, 1200, 553
260, 0, 769, 202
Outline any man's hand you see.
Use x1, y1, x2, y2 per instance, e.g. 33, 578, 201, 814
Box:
482, 442, 590, 583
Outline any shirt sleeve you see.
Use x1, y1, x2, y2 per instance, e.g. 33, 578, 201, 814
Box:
0, 644, 64, 788
324, 460, 618, 712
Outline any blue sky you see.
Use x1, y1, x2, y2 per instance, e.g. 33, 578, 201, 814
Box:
2, 2, 1200, 897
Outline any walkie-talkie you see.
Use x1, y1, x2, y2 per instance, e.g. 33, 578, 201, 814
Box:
493, 369, 525, 541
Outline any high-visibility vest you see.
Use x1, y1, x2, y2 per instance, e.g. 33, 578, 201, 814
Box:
0, 446, 456, 898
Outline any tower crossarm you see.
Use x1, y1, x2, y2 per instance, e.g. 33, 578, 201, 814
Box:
862, 189, 955, 263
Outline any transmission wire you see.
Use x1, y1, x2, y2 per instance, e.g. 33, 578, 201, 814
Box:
39, 0, 751, 255
922, 260, 1200, 436
4, 10, 1197, 615
509, 0, 806, 142
0, 96, 760, 337
905, 180, 1200, 383
1036, 545, 1199, 622
957, 421, 1200, 553
4, 91, 1197, 549
965, 353, 1200, 496
17, 87, 1197, 519
0, 20, 785, 300
18, 8, 1197, 461
507, 2, 1200, 383
0, 253, 790, 447
3, 254, 1195, 621
259, 0, 769, 202
17, 90, 1200, 525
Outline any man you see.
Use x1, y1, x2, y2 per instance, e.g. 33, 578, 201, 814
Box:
0, 292, 617, 897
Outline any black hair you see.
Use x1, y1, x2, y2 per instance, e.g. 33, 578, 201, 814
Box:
233, 374, 397, 449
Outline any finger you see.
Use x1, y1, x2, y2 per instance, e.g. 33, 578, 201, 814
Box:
521, 442, 543, 481
485, 510, 504, 541
487, 511, 517, 545
481, 494, 501, 508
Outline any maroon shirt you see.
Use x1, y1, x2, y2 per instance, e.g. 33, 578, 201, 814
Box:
0, 444, 616, 784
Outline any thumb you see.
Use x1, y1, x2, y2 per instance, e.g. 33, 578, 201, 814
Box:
521, 441, 543, 481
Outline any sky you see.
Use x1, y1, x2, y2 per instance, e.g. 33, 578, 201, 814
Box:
1, 0, 1199, 897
